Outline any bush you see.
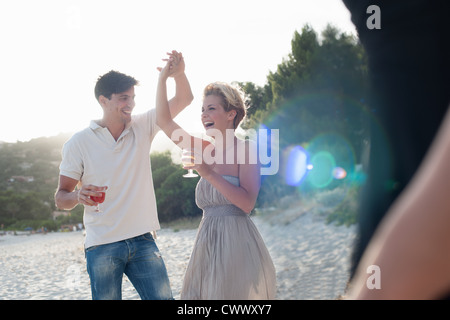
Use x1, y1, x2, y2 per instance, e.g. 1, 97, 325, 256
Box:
324, 186, 360, 227
151, 152, 202, 223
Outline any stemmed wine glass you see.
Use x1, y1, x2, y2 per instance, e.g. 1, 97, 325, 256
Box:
181, 149, 199, 178
90, 188, 107, 212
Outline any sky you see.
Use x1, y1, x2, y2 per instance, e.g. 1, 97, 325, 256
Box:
0, 0, 356, 150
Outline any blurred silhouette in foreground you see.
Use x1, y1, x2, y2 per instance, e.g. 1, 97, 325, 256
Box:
343, 0, 450, 298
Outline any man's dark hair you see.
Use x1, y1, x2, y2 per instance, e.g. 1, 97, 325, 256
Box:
94, 70, 139, 101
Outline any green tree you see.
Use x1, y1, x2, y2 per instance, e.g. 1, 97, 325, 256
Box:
241, 24, 369, 224
151, 151, 202, 223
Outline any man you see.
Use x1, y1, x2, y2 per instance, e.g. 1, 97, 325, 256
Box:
55, 51, 193, 300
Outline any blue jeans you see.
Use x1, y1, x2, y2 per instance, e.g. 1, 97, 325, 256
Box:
85, 233, 173, 300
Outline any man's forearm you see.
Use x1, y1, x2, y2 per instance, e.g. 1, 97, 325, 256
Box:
55, 189, 80, 210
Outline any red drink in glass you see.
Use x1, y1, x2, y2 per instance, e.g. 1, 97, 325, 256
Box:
90, 191, 106, 212
90, 192, 105, 203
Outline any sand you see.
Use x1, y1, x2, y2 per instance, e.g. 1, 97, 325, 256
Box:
0, 210, 356, 300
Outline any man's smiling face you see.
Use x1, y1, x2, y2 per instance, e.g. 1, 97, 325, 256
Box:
102, 86, 135, 125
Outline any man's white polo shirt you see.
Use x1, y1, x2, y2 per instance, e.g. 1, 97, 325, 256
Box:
59, 109, 161, 248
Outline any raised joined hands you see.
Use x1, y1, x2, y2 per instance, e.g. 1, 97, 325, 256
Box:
157, 50, 185, 80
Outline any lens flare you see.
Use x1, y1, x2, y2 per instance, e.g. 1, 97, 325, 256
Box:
260, 93, 391, 191
303, 133, 356, 188
332, 167, 347, 180
308, 151, 336, 188
283, 145, 308, 186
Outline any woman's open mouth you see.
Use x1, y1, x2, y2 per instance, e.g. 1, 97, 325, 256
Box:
203, 121, 214, 129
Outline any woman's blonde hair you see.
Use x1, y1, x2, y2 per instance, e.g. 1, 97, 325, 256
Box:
203, 82, 247, 129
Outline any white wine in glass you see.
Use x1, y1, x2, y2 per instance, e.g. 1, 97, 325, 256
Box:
181, 149, 199, 178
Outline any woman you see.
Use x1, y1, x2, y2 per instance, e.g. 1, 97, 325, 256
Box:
156, 51, 276, 299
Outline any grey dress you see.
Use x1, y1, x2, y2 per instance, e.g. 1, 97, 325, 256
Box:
180, 175, 276, 300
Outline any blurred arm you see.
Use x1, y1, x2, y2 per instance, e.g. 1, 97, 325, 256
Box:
348, 106, 450, 299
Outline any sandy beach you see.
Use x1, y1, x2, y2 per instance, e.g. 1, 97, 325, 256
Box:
0, 208, 356, 300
